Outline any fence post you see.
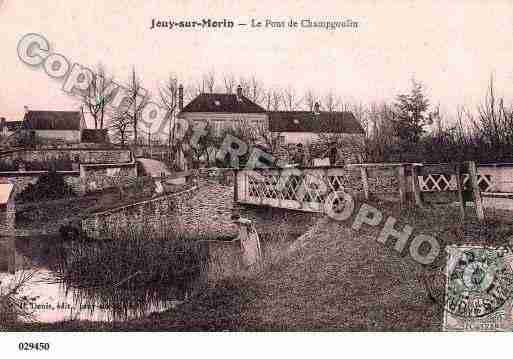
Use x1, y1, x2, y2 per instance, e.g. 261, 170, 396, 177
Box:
411, 164, 424, 208
360, 166, 370, 200
468, 161, 485, 221
234, 169, 239, 202
397, 164, 407, 207
455, 163, 466, 221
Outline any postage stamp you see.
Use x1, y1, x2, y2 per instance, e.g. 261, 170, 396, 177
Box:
443, 245, 513, 331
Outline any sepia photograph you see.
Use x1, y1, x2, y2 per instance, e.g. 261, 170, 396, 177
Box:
1, 0, 513, 356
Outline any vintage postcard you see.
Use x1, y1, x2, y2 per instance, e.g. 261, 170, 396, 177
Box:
1, 0, 513, 355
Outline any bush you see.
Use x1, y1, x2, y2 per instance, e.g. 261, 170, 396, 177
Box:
16, 171, 76, 202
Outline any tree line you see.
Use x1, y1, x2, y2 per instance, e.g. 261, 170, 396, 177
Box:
77, 65, 513, 165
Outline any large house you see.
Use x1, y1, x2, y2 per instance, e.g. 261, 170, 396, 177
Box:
268, 103, 364, 145
269, 105, 365, 165
177, 85, 267, 137
24, 110, 86, 143
177, 86, 365, 166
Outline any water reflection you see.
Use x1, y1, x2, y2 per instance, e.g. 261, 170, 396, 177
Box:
0, 236, 182, 323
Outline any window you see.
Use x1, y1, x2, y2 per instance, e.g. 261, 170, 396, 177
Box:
212, 120, 223, 137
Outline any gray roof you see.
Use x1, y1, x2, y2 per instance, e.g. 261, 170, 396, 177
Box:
179, 93, 265, 114
268, 111, 364, 134
24, 111, 84, 131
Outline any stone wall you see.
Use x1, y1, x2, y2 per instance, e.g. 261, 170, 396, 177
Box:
0, 172, 81, 198
0, 199, 15, 236
80, 163, 138, 193
0, 160, 138, 198
33, 130, 81, 143
81, 187, 198, 239
0, 148, 137, 196
364, 167, 400, 194
0, 148, 132, 165
0, 192, 15, 272
171, 181, 239, 240
193, 168, 236, 186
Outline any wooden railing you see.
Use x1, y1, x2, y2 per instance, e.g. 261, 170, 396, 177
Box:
235, 161, 485, 221
235, 167, 357, 213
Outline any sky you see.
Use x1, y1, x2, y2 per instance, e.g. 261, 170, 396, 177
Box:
1, 0, 513, 127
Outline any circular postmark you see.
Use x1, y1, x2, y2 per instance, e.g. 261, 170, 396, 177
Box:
445, 246, 513, 318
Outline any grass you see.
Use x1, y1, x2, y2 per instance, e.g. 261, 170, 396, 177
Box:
234, 201, 512, 331
47, 223, 211, 320
150, 202, 513, 331
10, 197, 513, 331
0, 271, 39, 327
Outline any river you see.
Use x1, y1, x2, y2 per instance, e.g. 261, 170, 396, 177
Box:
0, 236, 181, 324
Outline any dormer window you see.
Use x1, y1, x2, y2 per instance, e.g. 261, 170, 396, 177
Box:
313, 102, 321, 115
214, 100, 221, 106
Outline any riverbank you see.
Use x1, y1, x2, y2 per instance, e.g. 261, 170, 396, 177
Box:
6, 201, 513, 331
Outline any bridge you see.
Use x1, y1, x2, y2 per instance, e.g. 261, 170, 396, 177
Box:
233, 162, 504, 221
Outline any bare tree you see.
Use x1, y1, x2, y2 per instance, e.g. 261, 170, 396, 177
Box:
472, 75, 513, 158
125, 68, 148, 144
323, 90, 341, 112
264, 88, 283, 111
203, 69, 216, 93
247, 75, 265, 103
184, 83, 199, 102
109, 108, 133, 146
192, 78, 206, 94
363, 102, 397, 162
222, 73, 237, 93
283, 86, 302, 111
80, 64, 116, 129
303, 89, 318, 111
238, 76, 251, 98
159, 75, 179, 147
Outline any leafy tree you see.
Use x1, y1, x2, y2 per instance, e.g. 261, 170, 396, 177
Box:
393, 79, 430, 145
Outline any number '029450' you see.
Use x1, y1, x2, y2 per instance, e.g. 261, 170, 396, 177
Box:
18, 342, 50, 351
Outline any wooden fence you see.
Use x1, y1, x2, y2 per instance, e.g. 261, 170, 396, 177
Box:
235, 161, 485, 221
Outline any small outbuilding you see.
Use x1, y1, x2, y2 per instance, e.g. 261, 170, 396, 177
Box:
24, 110, 86, 143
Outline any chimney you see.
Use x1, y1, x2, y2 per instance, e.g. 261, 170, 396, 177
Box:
313, 102, 320, 115
236, 85, 243, 100
24, 105, 29, 114
0, 117, 5, 129
178, 84, 184, 111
